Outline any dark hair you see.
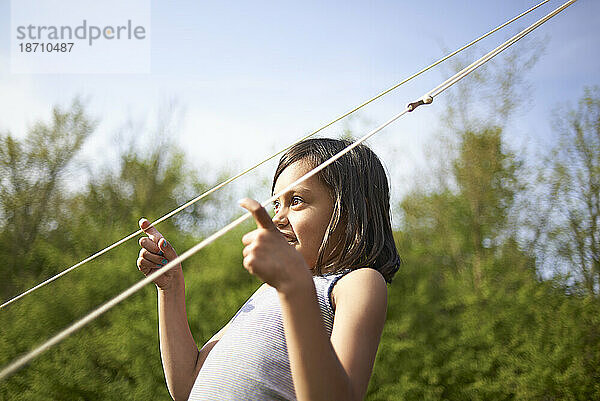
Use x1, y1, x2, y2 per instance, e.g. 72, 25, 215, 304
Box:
272, 138, 401, 283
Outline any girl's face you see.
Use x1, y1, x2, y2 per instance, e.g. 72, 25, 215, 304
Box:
272, 160, 336, 269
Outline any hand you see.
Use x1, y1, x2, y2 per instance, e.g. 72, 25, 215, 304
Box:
137, 218, 183, 291
240, 198, 311, 292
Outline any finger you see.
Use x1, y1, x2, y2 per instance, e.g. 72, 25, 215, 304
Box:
139, 218, 165, 244
139, 265, 161, 277
242, 230, 258, 246
140, 248, 168, 266
139, 237, 160, 254
243, 254, 256, 274
138, 264, 152, 275
242, 243, 255, 258
158, 237, 177, 261
239, 198, 276, 231
138, 257, 165, 270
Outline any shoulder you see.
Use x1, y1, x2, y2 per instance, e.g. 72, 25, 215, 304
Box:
328, 268, 388, 393
331, 268, 387, 312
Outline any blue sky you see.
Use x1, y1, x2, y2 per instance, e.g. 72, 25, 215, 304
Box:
0, 0, 598, 203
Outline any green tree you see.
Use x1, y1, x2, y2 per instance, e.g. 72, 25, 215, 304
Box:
542, 87, 600, 296
0, 99, 95, 293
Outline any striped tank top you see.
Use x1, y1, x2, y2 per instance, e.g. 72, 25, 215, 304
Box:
188, 270, 350, 401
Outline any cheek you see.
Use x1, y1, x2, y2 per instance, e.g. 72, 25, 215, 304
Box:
301, 216, 330, 250
292, 216, 322, 251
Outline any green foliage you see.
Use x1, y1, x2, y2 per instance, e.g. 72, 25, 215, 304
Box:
370, 238, 600, 400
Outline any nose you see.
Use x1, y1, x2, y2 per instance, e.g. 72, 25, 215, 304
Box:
272, 206, 289, 228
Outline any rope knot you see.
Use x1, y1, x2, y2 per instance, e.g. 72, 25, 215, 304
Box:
407, 95, 433, 112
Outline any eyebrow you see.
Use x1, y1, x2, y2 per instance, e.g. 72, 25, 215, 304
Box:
273, 185, 313, 197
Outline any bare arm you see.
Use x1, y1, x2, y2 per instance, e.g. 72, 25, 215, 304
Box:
278, 268, 387, 401
157, 274, 202, 401
138, 219, 228, 401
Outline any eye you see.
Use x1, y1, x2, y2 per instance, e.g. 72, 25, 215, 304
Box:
273, 200, 280, 211
291, 196, 303, 207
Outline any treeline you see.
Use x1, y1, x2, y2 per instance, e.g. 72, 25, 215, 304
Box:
1, 87, 599, 399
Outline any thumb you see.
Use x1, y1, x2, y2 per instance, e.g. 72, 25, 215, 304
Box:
139, 218, 164, 244
239, 198, 276, 231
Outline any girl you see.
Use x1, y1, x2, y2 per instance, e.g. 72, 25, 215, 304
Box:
137, 138, 401, 401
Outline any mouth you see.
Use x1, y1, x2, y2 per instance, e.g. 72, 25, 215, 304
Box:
279, 231, 298, 245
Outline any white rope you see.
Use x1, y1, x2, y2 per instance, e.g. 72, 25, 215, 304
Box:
426, 0, 577, 100
0, 0, 550, 310
0, 0, 577, 380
